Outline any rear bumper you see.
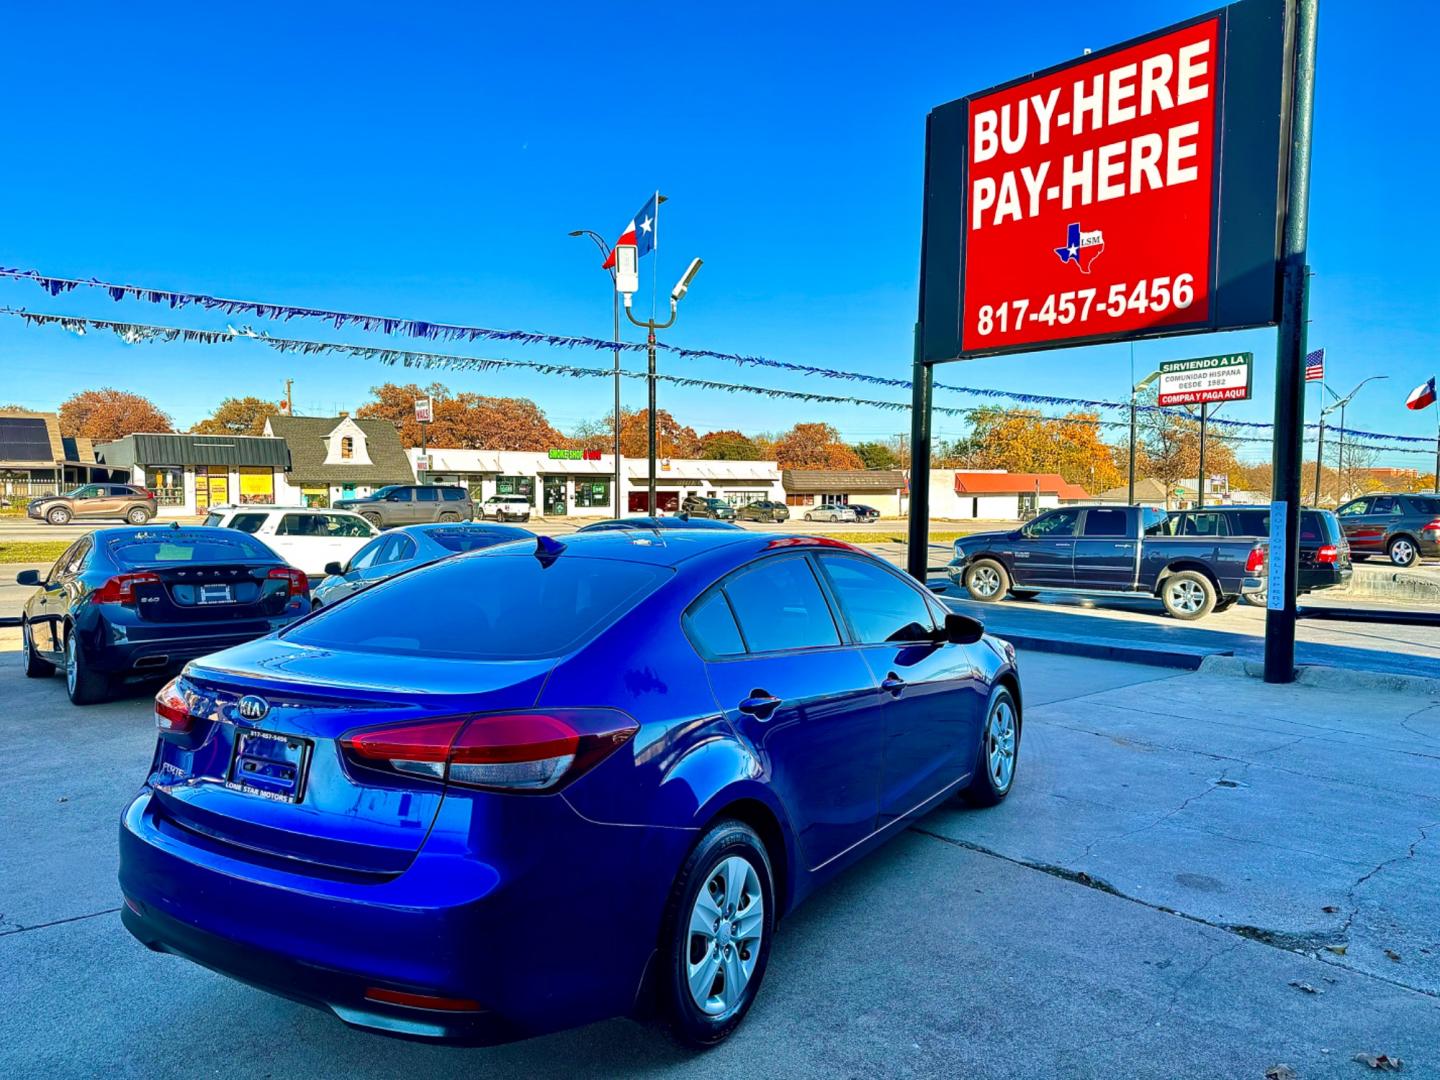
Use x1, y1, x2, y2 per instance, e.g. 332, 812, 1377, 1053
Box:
118, 785, 676, 1042
87, 611, 308, 675
1299, 566, 1352, 592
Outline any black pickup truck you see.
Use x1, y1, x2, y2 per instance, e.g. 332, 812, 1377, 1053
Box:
946, 504, 1266, 620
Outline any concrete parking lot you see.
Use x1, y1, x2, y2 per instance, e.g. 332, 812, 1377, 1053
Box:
3, 647, 1436, 1078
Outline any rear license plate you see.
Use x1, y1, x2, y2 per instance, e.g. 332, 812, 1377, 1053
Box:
199, 583, 234, 605
226, 730, 312, 804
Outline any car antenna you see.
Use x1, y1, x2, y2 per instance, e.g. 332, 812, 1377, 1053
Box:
533, 534, 566, 568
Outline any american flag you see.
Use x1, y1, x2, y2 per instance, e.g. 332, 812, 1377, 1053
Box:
1304, 347, 1325, 382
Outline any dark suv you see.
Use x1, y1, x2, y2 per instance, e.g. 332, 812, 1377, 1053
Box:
333, 484, 471, 528
734, 500, 789, 523
1335, 493, 1440, 567
679, 495, 737, 521
1166, 506, 1352, 600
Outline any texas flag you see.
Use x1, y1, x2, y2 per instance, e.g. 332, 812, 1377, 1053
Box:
601, 192, 661, 269
1406, 377, 1437, 411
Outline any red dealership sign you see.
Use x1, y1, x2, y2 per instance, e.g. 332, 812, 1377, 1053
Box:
920, 0, 1288, 362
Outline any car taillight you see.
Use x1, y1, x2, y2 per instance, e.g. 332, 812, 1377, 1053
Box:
1315, 544, 1339, 565
154, 677, 193, 733
340, 709, 638, 793
93, 571, 161, 605
267, 567, 309, 595
1423, 519, 1440, 533
1245, 546, 1266, 574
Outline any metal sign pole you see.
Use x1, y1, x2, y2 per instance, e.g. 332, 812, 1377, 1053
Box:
906, 324, 933, 582
1264, 0, 1319, 684
1198, 402, 1208, 508
1313, 410, 1325, 505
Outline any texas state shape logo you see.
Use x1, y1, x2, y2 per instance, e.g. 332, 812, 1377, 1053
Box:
1054, 222, 1105, 273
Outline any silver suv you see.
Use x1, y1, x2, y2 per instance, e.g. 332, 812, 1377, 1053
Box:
334, 485, 471, 528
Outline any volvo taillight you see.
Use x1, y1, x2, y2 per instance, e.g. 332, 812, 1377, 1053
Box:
1245, 546, 1266, 574
1315, 544, 1339, 565
267, 567, 309, 595
93, 571, 161, 605
155, 677, 193, 733
340, 709, 637, 793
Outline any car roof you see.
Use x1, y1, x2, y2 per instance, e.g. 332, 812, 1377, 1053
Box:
500, 529, 867, 569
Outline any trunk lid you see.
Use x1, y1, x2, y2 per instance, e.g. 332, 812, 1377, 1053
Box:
148, 637, 553, 875
133, 562, 293, 622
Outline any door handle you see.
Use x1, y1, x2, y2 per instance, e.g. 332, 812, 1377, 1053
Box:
738, 692, 781, 720
881, 674, 906, 697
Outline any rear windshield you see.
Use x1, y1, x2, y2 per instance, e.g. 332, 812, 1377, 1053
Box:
283, 554, 672, 660
105, 530, 274, 566
425, 528, 527, 553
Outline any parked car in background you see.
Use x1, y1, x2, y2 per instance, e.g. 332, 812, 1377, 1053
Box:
1166, 506, 1351, 603
734, 500, 790, 523
28, 483, 156, 526
334, 484, 472, 527
1334, 493, 1440, 567
803, 503, 857, 523
848, 504, 882, 523
312, 521, 533, 607
203, 505, 378, 577
477, 494, 533, 522
18, 525, 310, 705
680, 495, 738, 521
948, 504, 1266, 619
119, 530, 1020, 1047
577, 515, 743, 533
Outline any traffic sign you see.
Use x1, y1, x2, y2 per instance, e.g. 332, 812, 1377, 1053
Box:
919, 0, 1289, 361
1157, 352, 1253, 406
414, 398, 433, 424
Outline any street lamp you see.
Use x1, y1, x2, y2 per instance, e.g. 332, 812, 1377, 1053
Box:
622, 255, 703, 514
568, 229, 624, 515
1314, 374, 1388, 505
1129, 370, 1160, 505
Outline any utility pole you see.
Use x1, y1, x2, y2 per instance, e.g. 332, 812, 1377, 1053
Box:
569, 229, 624, 514
282, 378, 293, 416
1312, 411, 1326, 505
1129, 371, 1160, 504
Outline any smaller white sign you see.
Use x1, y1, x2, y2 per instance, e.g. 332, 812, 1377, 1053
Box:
1266, 500, 1287, 611
414, 398, 433, 424
1157, 353, 1253, 407
414, 454, 431, 473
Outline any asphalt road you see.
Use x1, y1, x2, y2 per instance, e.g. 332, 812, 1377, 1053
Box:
2, 648, 1436, 1078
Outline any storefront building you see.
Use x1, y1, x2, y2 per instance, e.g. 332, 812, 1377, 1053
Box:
411, 449, 784, 517
265, 415, 416, 507
94, 433, 291, 516
781, 469, 909, 517
0, 410, 110, 503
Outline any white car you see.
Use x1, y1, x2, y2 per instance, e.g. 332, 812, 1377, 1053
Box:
803, 503, 858, 523
202, 505, 380, 578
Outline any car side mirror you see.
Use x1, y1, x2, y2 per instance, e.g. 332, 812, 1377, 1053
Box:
16, 569, 41, 586
324, 561, 344, 577
942, 612, 984, 645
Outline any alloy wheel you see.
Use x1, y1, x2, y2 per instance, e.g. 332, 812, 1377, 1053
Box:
20, 622, 30, 670
686, 855, 763, 1018
986, 697, 1017, 792
65, 635, 77, 695
970, 565, 1002, 598
1391, 539, 1415, 566
1167, 578, 1205, 614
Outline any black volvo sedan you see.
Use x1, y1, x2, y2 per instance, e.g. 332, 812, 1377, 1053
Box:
18, 525, 311, 705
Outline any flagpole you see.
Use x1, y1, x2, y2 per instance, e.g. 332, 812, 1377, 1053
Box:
1434, 406, 1439, 496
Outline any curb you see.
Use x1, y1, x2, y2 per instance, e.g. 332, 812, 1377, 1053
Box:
1000, 632, 1218, 671
1339, 564, 1440, 606
1197, 654, 1440, 695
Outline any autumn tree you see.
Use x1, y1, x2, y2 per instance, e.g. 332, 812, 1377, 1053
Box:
772, 423, 864, 470
58, 388, 173, 442
1135, 391, 1240, 492
950, 408, 1125, 494
853, 440, 901, 470
356, 383, 569, 451
617, 409, 702, 458
697, 430, 763, 460
191, 396, 281, 436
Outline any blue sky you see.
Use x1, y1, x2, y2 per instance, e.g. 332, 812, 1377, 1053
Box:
2, 0, 1436, 468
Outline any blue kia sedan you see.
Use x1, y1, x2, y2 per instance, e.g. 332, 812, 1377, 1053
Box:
118, 530, 1021, 1047
19, 525, 311, 705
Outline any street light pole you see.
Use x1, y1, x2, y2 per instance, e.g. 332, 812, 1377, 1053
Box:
1319, 375, 1388, 506
1128, 371, 1160, 504
569, 229, 624, 515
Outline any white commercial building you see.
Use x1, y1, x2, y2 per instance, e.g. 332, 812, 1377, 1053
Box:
410, 449, 784, 518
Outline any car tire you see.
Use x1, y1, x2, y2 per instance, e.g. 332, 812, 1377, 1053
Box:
438, 511, 461, 523
361, 512, 383, 528
659, 820, 775, 1048
1388, 536, 1419, 568
47, 506, 72, 526
964, 559, 1010, 603
1160, 570, 1216, 620
961, 686, 1020, 807
803, 512, 815, 521
64, 629, 109, 706
126, 507, 152, 525
21, 619, 56, 678
1241, 592, 1267, 607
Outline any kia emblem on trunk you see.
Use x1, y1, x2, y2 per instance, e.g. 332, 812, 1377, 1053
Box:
237, 695, 269, 722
